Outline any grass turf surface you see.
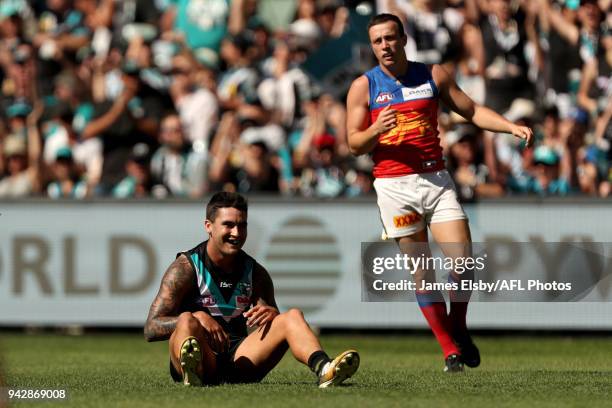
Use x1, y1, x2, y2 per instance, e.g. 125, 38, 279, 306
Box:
1, 334, 611, 407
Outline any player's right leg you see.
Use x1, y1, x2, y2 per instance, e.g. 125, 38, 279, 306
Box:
397, 231, 462, 372
168, 312, 217, 386
429, 219, 480, 368
424, 170, 476, 370
231, 308, 359, 387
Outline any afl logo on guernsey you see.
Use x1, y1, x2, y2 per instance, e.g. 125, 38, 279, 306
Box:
375, 92, 393, 104
201, 295, 217, 306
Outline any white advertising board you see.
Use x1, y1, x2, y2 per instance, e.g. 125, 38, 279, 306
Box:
0, 199, 611, 329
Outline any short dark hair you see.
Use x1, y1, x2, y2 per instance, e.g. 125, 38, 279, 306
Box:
206, 192, 248, 221
367, 13, 406, 37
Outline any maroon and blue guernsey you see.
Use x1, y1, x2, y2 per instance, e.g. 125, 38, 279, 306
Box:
365, 62, 444, 178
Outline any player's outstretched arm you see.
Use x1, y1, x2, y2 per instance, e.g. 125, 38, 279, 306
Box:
144, 255, 195, 342
432, 64, 534, 147
346, 75, 397, 155
244, 263, 280, 328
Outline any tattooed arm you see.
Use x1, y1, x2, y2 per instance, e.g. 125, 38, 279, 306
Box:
243, 263, 279, 328
144, 255, 195, 342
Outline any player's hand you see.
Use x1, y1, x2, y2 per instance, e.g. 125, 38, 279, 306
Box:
243, 305, 279, 328
372, 105, 397, 135
510, 124, 534, 148
193, 312, 229, 353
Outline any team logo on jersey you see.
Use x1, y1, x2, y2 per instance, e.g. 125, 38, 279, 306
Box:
237, 296, 250, 305
401, 83, 434, 101
375, 92, 393, 104
379, 112, 434, 145
237, 282, 252, 296
393, 212, 422, 228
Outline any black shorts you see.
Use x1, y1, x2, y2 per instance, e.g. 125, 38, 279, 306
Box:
170, 335, 249, 385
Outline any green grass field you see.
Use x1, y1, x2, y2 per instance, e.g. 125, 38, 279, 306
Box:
2, 333, 611, 407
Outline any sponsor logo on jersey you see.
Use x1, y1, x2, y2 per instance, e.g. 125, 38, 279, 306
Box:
401, 83, 433, 101
219, 281, 233, 288
393, 212, 422, 228
375, 92, 393, 104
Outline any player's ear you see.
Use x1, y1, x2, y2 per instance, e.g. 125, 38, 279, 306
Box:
204, 219, 213, 234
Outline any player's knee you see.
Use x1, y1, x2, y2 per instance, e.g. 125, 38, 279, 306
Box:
285, 308, 305, 323
176, 312, 199, 332
191, 311, 208, 321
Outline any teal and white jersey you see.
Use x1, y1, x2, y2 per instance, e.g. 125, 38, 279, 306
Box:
180, 241, 253, 336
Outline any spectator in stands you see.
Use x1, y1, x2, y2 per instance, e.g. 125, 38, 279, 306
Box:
169, 52, 218, 155
82, 63, 157, 195
453, 21, 486, 106
344, 156, 375, 197
528, 144, 570, 196
5, 100, 32, 138
3, 43, 37, 102
386, 0, 463, 65
291, 0, 324, 50
258, 39, 312, 130
233, 139, 281, 193
538, 0, 584, 117
316, 0, 350, 39
40, 98, 73, 165
217, 33, 262, 112
446, 125, 503, 201
535, 106, 565, 154
33, 0, 92, 95
160, 0, 229, 60
113, 0, 160, 46
45, 146, 87, 198
578, 23, 611, 142
0, 135, 34, 196
540, 0, 603, 65
112, 142, 153, 198
150, 112, 207, 197
208, 109, 282, 194
299, 133, 345, 198
0, 108, 41, 197
461, 0, 537, 121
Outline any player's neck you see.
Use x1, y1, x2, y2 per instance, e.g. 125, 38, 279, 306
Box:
379, 59, 409, 81
206, 242, 237, 273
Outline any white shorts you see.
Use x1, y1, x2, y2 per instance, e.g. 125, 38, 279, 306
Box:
373, 170, 467, 239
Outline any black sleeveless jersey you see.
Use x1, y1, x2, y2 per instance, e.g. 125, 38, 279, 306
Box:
178, 241, 254, 338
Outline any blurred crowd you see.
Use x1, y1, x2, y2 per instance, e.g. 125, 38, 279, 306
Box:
0, 0, 610, 200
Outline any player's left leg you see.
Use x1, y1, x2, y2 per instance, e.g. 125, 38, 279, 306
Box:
230, 308, 359, 387
169, 312, 218, 386
429, 219, 480, 368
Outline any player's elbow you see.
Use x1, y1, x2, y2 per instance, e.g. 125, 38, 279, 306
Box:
143, 323, 156, 342
347, 136, 368, 156
144, 330, 153, 342
349, 143, 371, 156
348, 144, 361, 156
